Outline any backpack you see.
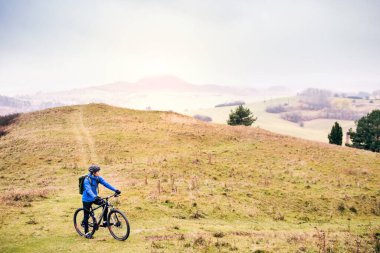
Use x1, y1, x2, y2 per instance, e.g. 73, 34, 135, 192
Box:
79, 175, 100, 195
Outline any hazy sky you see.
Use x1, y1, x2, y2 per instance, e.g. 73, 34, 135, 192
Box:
0, 0, 379, 95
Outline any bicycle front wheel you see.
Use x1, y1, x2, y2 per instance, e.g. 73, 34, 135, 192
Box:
107, 209, 130, 241
73, 208, 96, 237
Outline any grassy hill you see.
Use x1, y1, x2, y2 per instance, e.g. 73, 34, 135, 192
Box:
0, 103, 379, 252
186, 97, 357, 143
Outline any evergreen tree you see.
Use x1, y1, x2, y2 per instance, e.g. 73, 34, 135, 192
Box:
349, 110, 380, 152
227, 105, 257, 126
328, 122, 343, 145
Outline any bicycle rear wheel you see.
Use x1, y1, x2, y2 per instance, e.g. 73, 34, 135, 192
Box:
107, 210, 130, 241
73, 208, 96, 237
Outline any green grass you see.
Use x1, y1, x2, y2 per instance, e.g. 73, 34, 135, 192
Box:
0, 103, 379, 252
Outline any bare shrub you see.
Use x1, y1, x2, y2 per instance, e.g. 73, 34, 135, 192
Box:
190, 210, 206, 219
215, 100, 245, 107
266, 104, 287, 113
193, 114, 212, 122
0, 113, 20, 137
322, 108, 365, 120
215, 241, 231, 248
189, 176, 199, 190
157, 180, 161, 195
170, 174, 177, 193
26, 218, 38, 225
0, 128, 6, 137
207, 153, 213, 164
373, 232, 380, 253
273, 212, 285, 221
213, 232, 225, 238
1, 188, 51, 206
338, 203, 345, 213
281, 112, 303, 123
314, 227, 327, 253
0, 113, 20, 126
193, 236, 207, 246
151, 241, 164, 249
299, 88, 332, 110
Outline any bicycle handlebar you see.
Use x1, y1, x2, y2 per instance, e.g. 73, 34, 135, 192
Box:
101, 193, 120, 200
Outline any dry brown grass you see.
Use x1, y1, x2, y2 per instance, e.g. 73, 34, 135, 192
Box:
0, 187, 53, 206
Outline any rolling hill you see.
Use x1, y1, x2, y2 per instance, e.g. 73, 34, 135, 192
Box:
187, 97, 358, 143
9, 75, 293, 113
0, 104, 379, 252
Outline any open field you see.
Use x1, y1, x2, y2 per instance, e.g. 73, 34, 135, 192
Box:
186, 97, 370, 143
0, 104, 379, 252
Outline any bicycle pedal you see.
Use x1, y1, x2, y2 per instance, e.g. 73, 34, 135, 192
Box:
84, 233, 94, 239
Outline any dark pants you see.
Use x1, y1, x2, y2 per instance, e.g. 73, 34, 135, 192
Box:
83, 199, 108, 234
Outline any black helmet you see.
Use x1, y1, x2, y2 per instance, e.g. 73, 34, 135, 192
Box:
88, 165, 101, 174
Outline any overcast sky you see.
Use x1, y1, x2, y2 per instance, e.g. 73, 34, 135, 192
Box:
0, 0, 379, 95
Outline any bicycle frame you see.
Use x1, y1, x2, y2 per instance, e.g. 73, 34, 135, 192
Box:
88, 194, 119, 228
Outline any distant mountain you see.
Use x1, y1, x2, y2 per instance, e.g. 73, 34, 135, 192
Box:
0, 95, 31, 108
95, 75, 258, 96
19, 75, 293, 112
0, 94, 63, 116
0, 95, 31, 115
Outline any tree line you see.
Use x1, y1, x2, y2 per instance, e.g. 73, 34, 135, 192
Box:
329, 110, 379, 152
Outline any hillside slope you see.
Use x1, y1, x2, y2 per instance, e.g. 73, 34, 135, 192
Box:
0, 104, 379, 252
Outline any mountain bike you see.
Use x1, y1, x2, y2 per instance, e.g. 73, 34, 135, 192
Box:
73, 193, 130, 241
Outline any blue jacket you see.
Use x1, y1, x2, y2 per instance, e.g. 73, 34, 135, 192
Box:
82, 173, 117, 202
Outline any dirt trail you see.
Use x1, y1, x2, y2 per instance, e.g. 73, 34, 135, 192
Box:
72, 107, 98, 166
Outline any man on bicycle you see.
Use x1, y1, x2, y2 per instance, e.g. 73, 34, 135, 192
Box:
82, 165, 121, 239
